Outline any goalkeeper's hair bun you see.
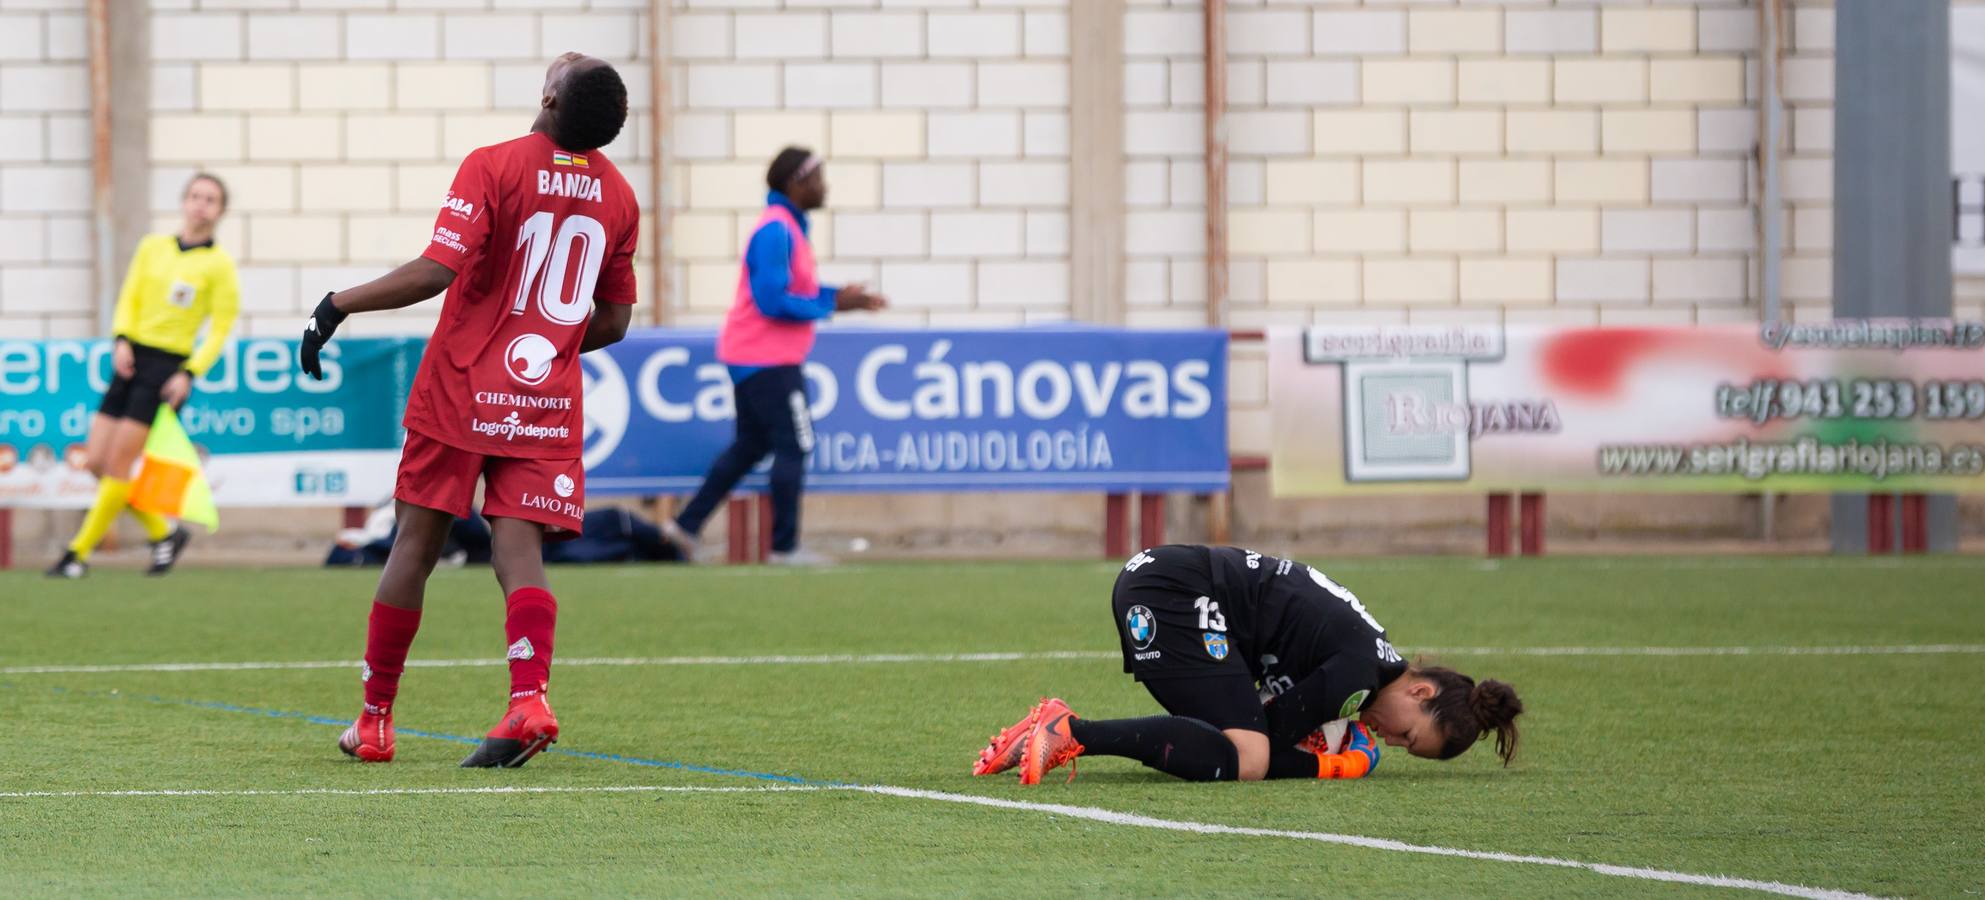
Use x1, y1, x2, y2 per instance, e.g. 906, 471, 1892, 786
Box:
1415, 665, 1524, 767
1469, 679, 1523, 766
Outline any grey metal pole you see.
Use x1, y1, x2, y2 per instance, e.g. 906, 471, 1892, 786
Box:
1830, 0, 1955, 553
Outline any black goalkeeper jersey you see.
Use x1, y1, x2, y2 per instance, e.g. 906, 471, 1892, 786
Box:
1121, 545, 1410, 742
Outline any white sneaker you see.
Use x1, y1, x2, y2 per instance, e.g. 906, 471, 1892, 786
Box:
660, 518, 700, 561
766, 547, 835, 567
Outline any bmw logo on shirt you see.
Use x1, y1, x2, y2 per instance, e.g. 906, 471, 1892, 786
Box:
1126, 605, 1156, 650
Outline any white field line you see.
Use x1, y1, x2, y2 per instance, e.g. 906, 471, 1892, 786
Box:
1414, 644, 1985, 658
844, 785, 1880, 900
4, 644, 1983, 675
657, 556, 1985, 576
0, 779, 1880, 899
0, 785, 818, 799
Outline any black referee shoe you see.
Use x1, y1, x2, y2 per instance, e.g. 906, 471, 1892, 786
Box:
45, 551, 87, 580
146, 527, 191, 576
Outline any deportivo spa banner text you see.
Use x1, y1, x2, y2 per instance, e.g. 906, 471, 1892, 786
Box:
1, 337, 421, 508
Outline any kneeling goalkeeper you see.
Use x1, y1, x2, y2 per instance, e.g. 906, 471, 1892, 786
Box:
973, 545, 1524, 784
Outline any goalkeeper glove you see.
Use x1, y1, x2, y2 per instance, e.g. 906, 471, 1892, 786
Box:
1316, 721, 1381, 780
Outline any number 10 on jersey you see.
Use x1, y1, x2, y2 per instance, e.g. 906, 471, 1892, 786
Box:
510, 211, 605, 327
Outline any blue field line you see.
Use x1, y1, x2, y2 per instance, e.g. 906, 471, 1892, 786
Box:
13, 682, 826, 787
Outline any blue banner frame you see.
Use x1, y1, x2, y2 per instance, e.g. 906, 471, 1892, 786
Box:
578, 326, 1229, 494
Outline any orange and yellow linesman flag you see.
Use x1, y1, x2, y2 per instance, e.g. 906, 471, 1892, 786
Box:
129, 406, 219, 532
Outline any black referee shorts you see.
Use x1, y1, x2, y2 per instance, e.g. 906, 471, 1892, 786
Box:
98, 342, 189, 424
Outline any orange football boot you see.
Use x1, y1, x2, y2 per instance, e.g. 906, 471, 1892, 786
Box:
337, 704, 395, 762
1017, 698, 1085, 785
972, 701, 1046, 776
460, 691, 559, 768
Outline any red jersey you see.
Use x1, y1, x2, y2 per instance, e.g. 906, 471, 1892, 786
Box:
403, 131, 639, 459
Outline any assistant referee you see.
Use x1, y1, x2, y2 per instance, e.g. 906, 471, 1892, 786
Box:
47, 173, 240, 579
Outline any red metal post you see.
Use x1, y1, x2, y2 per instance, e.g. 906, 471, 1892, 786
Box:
727, 497, 752, 564
1104, 494, 1131, 560
87, 0, 114, 333
1867, 494, 1894, 555
1899, 493, 1927, 554
1485, 493, 1510, 557
757, 493, 774, 561
0, 507, 12, 570
1518, 492, 1545, 556
1203, 0, 1229, 330
1138, 493, 1166, 549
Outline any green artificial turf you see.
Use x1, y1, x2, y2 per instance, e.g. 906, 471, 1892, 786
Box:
1, 556, 1981, 897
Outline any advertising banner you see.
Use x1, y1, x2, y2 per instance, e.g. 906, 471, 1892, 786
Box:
1269, 322, 1985, 495
0, 337, 421, 508
5, 327, 1228, 507
581, 326, 1229, 494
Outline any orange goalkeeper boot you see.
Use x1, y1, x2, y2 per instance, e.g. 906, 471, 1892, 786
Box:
1018, 698, 1085, 786
973, 699, 1049, 776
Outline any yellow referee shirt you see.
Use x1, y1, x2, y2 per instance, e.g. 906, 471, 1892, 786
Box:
110, 234, 241, 377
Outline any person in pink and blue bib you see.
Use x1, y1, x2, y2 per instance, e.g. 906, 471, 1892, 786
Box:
663, 147, 888, 566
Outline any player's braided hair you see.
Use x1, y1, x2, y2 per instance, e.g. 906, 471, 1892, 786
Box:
551, 63, 628, 153
1417, 665, 1523, 766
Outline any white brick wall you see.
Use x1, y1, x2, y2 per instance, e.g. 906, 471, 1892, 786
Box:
0, 0, 90, 337
17, 1, 1981, 468
1782, 0, 1835, 320
124, 0, 654, 336
1122, 0, 1790, 340
673, 0, 1072, 323
1122, 0, 1203, 327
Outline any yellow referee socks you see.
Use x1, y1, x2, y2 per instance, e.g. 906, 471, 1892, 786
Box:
129, 506, 173, 542
68, 477, 133, 561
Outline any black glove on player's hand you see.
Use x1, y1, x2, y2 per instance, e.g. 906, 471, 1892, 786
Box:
299, 292, 348, 380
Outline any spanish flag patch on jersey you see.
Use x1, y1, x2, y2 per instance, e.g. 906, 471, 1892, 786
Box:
552, 151, 589, 168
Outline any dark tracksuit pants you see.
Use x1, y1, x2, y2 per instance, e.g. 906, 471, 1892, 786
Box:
675, 365, 812, 553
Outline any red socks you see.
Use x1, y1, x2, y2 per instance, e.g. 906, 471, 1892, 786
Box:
504, 586, 558, 700
360, 589, 556, 714
362, 601, 423, 714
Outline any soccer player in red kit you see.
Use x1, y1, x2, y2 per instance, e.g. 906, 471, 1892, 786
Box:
295, 53, 637, 768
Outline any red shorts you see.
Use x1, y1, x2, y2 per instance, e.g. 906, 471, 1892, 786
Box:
395, 429, 584, 540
